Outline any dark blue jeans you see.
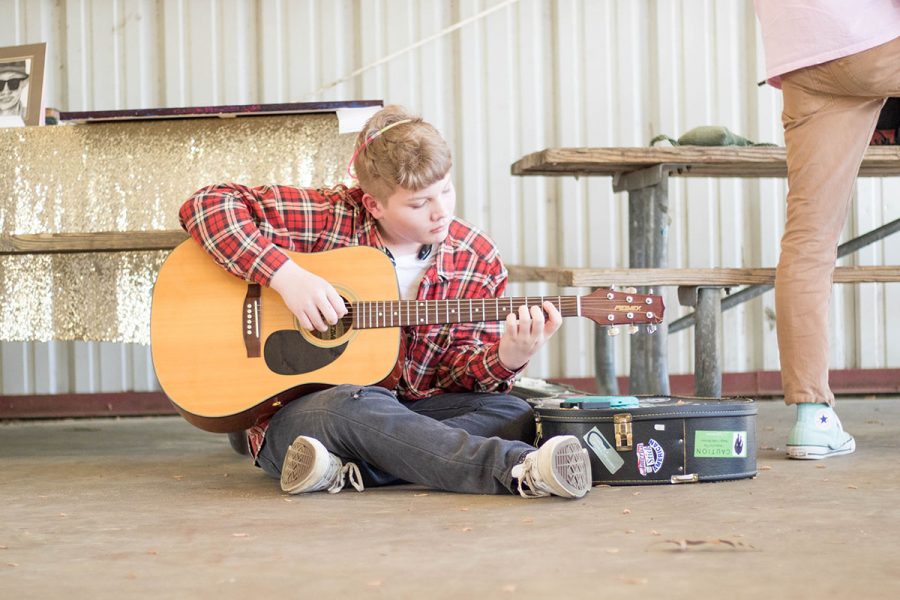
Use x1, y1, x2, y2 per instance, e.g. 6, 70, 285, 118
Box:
255, 385, 536, 494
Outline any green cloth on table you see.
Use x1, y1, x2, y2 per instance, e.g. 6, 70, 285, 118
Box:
650, 126, 776, 147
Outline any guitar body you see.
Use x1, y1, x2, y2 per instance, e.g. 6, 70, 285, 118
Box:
151, 241, 402, 433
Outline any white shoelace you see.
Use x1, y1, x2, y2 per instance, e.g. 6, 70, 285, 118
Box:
327, 461, 365, 494
514, 457, 550, 499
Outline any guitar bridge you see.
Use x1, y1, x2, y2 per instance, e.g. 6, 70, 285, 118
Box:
243, 284, 261, 357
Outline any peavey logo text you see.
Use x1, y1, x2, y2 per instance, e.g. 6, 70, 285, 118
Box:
614, 305, 642, 311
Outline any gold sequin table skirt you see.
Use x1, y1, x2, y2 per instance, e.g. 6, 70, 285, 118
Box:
0, 113, 356, 344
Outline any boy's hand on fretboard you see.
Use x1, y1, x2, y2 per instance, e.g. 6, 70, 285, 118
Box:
497, 301, 563, 371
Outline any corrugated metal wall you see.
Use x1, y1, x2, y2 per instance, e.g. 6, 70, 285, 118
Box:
2, 0, 898, 395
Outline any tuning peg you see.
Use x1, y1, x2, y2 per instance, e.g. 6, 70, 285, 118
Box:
627, 325, 639, 335
624, 287, 637, 294
646, 323, 657, 334
607, 326, 620, 337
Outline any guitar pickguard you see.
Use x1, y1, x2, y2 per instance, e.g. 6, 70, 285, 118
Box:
264, 330, 349, 375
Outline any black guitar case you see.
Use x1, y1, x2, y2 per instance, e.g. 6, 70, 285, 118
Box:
530, 396, 757, 485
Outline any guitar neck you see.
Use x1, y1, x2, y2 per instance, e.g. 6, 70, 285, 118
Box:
352, 296, 580, 329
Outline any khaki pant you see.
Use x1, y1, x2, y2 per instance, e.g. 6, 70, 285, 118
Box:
777, 36, 900, 405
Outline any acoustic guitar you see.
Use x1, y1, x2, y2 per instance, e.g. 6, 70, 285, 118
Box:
151, 241, 665, 432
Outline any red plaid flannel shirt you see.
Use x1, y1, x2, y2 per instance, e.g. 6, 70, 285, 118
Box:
179, 183, 521, 457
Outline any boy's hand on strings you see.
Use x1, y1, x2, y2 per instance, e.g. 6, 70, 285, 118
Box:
270, 260, 348, 332
498, 301, 562, 371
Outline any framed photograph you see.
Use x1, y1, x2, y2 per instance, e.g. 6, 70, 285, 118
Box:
0, 42, 47, 127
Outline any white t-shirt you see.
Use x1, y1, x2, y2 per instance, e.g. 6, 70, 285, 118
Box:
393, 250, 435, 300
754, 0, 900, 86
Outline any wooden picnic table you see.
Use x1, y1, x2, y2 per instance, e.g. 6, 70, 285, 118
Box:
510, 146, 900, 396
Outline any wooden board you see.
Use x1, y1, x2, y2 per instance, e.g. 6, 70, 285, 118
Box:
0, 230, 189, 254
510, 146, 900, 178
507, 265, 900, 287
60, 100, 383, 123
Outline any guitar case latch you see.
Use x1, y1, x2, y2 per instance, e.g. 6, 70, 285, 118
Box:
613, 413, 633, 451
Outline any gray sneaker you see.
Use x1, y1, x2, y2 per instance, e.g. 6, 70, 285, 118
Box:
511, 435, 592, 498
280, 436, 365, 494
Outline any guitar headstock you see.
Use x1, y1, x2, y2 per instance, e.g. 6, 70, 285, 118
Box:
581, 288, 665, 331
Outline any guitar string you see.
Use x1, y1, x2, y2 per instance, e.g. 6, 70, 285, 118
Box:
340, 299, 658, 312
342, 299, 655, 312
328, 297, 659, 329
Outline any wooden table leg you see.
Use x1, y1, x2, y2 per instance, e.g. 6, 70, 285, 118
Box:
594, 326, 619, 394
678, 285, 724, 397
610, 165, 677, 396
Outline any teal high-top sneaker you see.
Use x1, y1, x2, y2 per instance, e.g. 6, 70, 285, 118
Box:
786, 403, 856, 460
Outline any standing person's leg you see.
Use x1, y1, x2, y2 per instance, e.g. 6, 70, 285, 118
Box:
777, 76, 883, 407
776, 37, 900, 458
256, 385, 590, 497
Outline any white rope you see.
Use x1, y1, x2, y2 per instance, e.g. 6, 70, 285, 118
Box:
305, 0, 521, 100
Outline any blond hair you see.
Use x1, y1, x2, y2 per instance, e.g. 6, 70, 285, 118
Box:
352, 105, 452, 202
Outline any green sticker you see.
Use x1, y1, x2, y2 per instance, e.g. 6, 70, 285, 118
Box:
694, 430, 747, 458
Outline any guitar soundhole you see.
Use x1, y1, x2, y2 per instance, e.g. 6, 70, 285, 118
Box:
307, 296, 354, 341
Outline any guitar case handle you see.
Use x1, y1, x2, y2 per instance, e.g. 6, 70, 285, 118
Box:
243, 284, 262, 357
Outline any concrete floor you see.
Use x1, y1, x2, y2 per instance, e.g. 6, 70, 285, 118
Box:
2, 398, 899, 599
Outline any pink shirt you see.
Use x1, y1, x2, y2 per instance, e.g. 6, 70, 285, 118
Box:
755, 0, 900, 87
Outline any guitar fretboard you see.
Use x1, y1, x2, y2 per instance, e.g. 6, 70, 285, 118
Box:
352, 296, 580, 329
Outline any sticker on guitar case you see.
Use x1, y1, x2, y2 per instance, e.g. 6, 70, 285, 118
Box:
636, 439, 665, 476
583, 427, 625, 474
694, 430, 748, 458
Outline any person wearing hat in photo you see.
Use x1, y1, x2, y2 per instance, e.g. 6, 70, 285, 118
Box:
0, 60, 29, 120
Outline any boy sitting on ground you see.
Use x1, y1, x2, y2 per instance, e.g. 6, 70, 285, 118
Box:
179, 105, 591, 498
